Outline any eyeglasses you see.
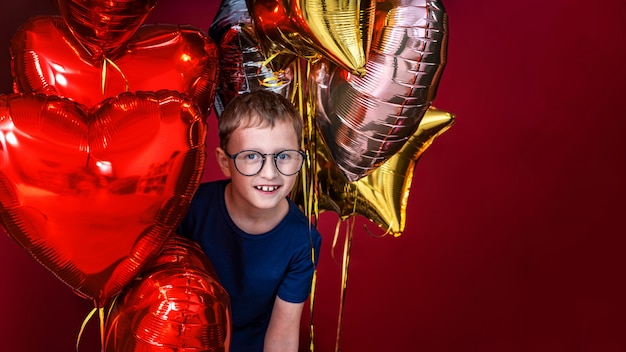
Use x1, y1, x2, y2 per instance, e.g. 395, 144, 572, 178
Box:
223, 149, 306, 176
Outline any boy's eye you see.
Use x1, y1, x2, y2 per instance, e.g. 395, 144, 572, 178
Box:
276, 152, 290, 161
240, 152, 261, 161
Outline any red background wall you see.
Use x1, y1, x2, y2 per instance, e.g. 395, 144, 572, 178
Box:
1, 1, 625, 351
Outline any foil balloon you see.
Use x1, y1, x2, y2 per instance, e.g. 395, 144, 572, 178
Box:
0, 91, 207, 307
11, 16, 219, 115
104, 234, 231, 351
209, 0, 294, 115
54, 0, 158, 58
313, 0, 448, 181
246, 0, 376, 76
295, 107, 454, 235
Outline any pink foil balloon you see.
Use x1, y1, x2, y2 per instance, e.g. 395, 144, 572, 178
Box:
0, 91, 207, 307
312, 0, 448, 181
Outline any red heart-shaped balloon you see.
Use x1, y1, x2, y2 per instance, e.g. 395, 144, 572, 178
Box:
10, 16, 219, 115
54, 0, 157, 58
104, 235, 231, 351
0, 91, 206, 307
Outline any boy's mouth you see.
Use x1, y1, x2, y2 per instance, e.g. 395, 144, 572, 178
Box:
255, 185, 280, 192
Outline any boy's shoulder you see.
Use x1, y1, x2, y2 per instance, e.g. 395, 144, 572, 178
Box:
285, 199, 308, 220
190, 179, 229, 208
196, 179, 229, 193
285, 200, 321, 234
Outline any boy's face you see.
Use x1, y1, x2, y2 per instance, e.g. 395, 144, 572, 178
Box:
216, 119, 300, 213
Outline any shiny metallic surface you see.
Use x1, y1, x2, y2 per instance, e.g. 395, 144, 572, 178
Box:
314, 0, 448, 181
209, 0, 293, 115
11, 17, 219, 115
247, 0, 376, 77
293, 107, 454, 235
104, 235, 231, 351
0, 91, 207, 306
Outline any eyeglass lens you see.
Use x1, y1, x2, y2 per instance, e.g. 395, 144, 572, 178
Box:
232, 150, 304, 176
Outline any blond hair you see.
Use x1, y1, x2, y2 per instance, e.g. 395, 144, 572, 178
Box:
218, 90, 303, 150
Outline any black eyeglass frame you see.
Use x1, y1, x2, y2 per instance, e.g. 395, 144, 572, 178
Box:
223, 149, 306, 176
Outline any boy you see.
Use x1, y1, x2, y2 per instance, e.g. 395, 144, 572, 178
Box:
178, 90, 322, 351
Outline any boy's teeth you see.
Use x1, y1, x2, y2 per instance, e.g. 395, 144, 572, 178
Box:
257, 186, 277, 192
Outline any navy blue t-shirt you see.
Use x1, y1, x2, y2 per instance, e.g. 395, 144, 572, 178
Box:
178, 179, 321, 351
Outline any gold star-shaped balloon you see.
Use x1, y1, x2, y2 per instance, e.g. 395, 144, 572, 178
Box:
295, 107, 454, 236
247, 0, 375, 76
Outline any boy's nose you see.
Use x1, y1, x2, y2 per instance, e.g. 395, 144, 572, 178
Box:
258, 158, 278, 178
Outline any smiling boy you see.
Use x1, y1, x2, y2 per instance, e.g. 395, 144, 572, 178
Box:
178, 90, 322, 351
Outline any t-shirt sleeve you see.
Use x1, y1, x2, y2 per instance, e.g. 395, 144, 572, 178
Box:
277, 227, 322, 303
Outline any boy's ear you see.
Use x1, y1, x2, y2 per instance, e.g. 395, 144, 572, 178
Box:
215, 147, 232, 178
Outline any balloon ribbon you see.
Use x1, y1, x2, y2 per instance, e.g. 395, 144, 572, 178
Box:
101, 56, 129, 98
331, 213, 356, 352
76, 305, 105, 351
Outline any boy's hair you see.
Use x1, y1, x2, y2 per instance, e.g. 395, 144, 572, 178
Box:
218, 90, 303, 150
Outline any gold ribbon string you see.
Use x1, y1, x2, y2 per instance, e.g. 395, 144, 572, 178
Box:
296, 58, 321, 352
328, 189, 359, 351
71, 38, 129, 99
76, 305, 105, 352
363, 219, 394, 238
259, 52, 287, 89
331, 214, 356, 352
101, 56, 130, 99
